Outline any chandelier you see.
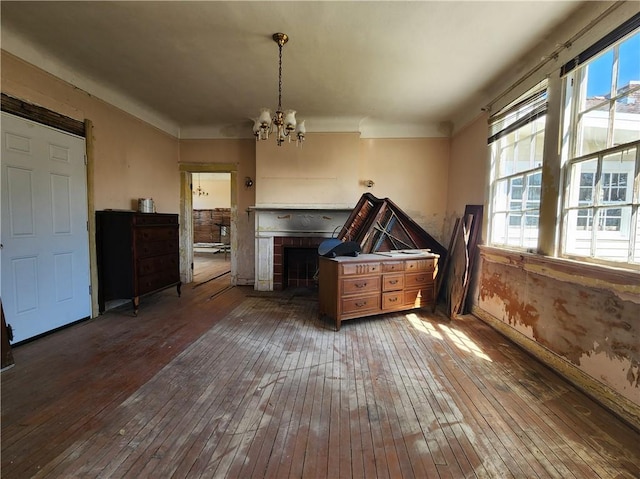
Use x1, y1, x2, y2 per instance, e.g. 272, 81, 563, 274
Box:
253, 33, 306, 146
192, 173, 208, 197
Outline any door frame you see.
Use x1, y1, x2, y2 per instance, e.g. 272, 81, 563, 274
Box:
178, 163, 237, 285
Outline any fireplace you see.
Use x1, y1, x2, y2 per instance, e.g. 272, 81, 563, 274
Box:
253, 206, 352, 291
274, 237, 325, 290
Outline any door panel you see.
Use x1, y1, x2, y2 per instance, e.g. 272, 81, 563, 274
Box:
1, 112, 90, 343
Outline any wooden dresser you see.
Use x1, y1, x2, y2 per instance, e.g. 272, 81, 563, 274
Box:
318, 252, 439, 330
96, 211, 181, 315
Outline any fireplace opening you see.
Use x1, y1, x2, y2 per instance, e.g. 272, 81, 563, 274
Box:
272, 236, 325, 290
284, 247, 318, 289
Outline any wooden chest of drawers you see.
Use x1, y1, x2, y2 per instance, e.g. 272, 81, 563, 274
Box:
96, 211, 181, 314
318, 253, 438, 330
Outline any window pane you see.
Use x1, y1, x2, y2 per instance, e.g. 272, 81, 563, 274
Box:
526, 171, 541, 207
594, 206, 632, 260
602, 149, 635, 205
498, 136, 516, 177
635, 210, 640, 262
616, 32, 640, 94
493, 179, 509, 211
506, 213, 522, 245
613, 92, 640, 146
533, 124, 545, 167
567, 158, 598, 208
491, 212, 507, 244
523, 213, 539, 248
496, 120, 546, 177
565, 208, 593, 255
578, 106, 609, 155
582, 50, 613, 109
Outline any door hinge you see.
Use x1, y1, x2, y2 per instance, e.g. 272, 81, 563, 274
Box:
87, 220, 89, 231
191, 262, 194, 271
89, 285, 92, 295
84, 154, 88, 165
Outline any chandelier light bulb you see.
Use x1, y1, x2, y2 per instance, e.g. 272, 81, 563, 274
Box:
284, 110, 297, 131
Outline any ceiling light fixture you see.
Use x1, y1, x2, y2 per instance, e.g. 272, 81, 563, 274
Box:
193, 173, 209, 197
253, 33, 305, 146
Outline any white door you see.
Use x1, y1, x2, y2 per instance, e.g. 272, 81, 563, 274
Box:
1, 112, 90, 343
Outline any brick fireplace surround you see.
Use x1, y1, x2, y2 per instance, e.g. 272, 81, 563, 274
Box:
273, 236, 325, 290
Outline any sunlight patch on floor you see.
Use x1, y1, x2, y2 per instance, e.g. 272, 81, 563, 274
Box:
438, 323, 492, 362
405, 313, 443, 340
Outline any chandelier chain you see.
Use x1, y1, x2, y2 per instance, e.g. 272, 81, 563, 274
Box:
278, 43, 283, 111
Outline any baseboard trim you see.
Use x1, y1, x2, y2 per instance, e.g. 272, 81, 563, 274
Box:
471, 305, 640, 433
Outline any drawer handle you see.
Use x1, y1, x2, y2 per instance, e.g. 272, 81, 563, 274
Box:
389, 297, 398, 302
417, 276, 425, 281
355, 301, 367, 307
355, 282, 367, 288
389, 280, 398, 285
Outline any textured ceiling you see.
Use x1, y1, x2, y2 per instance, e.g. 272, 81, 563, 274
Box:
1, 1, 585, 137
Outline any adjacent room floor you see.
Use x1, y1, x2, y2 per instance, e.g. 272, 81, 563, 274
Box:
1, 274, 638, 478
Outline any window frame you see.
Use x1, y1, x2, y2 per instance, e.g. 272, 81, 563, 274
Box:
559, 23, 640, 268
488, 83, 547, 250
561, 142, 640, 267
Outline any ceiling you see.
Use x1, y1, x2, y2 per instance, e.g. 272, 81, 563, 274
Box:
1, 1, 586, 138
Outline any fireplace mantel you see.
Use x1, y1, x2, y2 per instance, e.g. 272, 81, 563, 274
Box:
249, 204, 354, 212
253, 205, 352, 291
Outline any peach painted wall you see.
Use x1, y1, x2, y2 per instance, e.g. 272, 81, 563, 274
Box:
360, 138, 450, 245
192, 174, 231, 210
179, 139, 256, 285
1, 51, 180, 213
446, 113, 489, 241
255, 133, 361, 208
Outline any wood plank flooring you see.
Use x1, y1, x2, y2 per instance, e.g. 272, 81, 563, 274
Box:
2, 277, 638, 478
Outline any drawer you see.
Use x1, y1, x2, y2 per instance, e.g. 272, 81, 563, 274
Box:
137, 269, 180, 295
342, 276, 381, 295
341, 293, 380, 316
134, 214, 178, 226
135, 226, 178, 243
382, 291, 404, 310
405, 271, 433, 288
382, 273, 404, 292
135, 238, 179, 257
341, 262, 380, 276
405, 287, 435, 308
136, 253, 178, 277
405, 259, 435, 272
381, 261, 404, 272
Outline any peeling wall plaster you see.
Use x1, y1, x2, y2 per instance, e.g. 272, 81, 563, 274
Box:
477, 255, 639, 403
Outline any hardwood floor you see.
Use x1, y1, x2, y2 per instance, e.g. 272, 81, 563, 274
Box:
2, 276, 638, 478
193, 251, 231, 285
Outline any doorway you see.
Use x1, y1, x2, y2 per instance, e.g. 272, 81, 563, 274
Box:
191, 172, 231, 284
178, 164, 237, 287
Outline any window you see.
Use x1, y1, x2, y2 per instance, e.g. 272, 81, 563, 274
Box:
562, 26, 640, 265
488, 83, 547, 249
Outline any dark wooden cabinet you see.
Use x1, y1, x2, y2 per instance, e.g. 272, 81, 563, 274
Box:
96, 211, 181, 314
